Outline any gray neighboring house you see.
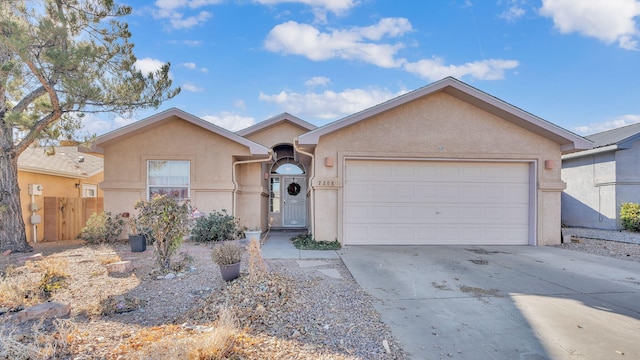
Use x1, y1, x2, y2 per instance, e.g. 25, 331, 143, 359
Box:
562, 123, 640, 230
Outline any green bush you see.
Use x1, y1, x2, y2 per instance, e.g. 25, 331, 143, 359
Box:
620, 202, 640, 232
79, 212, 125, 244
191, 210, 241, 242
291, 233, 341, 250
135, 195, 191, 271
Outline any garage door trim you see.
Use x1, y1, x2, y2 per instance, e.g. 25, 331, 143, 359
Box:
341, 157, 537, 246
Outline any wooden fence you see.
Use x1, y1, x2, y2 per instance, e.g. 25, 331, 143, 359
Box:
43, 197, 104, 241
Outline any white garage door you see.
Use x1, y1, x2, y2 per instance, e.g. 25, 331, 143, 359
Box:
344, 160, 531, 245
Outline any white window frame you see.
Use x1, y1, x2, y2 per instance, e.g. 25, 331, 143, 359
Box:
81, 184, 98, 198
147, 160, 191, 200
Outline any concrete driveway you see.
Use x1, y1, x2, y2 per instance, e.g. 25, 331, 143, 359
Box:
339, 245, 640, 360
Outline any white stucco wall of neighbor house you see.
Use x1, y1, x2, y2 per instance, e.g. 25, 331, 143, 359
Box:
562, 140, 640, 230
562, 151, 618, 230
615, 140, 640, 221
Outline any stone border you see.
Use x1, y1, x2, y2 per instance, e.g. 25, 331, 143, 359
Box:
562, 227, 640, 245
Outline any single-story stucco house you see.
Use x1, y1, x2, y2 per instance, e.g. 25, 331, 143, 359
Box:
562, 122, 640, 230
18, 144, 104, 242
90, 77, 591, 246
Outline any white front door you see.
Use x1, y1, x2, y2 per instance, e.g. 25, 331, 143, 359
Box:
283, 177, 306, 227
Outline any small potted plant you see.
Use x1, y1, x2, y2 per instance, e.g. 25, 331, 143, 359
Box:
243, 225, 262, 242
212, 241, 243, 281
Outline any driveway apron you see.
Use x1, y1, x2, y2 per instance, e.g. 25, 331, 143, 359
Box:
339, 245, 640, 360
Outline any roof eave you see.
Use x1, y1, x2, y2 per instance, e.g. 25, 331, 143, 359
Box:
298, 77, 593, 152
93, 108, 269, 156
236, 112, 317, 137
561, 144, 619, 160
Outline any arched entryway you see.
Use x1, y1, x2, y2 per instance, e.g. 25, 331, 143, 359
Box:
269, 145, 307, 228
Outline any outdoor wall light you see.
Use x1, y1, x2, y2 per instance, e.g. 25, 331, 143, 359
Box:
324, 156, 334, 167
545, 160, 554, 170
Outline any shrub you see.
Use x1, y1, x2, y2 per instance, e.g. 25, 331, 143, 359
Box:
191, 210, 241, 242
135, 195, 191, 272
212, 241, 243, 265
291, 234, 341, 250
79, 212, 125, 244
620, 202, 640, 232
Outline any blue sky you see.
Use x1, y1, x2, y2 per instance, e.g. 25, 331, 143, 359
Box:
83, 0, 640, 137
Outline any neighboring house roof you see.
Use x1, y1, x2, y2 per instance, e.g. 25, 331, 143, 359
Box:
585, 122, 640, 148
236, 112, 317, 137
90, 107, 269, 156
562, 122, 640, 160
298, 77, 592, 153
18, 145, 103, 178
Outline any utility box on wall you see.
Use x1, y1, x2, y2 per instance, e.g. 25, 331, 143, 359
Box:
28, 184, 43, 196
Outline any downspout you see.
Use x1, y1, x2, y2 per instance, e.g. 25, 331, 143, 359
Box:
293, 139, 315, 236
232, 152, 273, 217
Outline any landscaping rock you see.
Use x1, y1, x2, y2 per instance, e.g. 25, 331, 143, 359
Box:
15, 302, 70, 323
106, 261, 134, 274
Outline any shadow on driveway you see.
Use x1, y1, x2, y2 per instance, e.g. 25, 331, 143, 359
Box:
339, 245, 640, 360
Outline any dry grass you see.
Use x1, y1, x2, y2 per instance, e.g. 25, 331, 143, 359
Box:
0, 318, 77, 360
110, 306, 241, 360
0, 257, 69, 310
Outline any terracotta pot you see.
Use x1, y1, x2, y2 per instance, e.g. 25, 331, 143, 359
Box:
219, 262, 241, 281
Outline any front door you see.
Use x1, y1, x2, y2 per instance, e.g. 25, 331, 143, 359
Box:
282, 177, 306, 227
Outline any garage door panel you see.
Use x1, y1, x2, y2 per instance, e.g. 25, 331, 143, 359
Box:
345, 160, 530, 245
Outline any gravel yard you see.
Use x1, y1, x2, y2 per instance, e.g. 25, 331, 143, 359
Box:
0, 239, 404, 359
551, 237, 640, 263
1, 233, 639, 359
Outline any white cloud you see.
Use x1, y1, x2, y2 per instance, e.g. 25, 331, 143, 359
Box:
403, 57, 519, 81
153, 0, 220, 29
201, 112, 256, 131
134, 57, 173, 79
233, 99, 247, 110
264, 18, 412, 68
573, 114, 640, 135
500, 6, 526, 22
80, 114, 137, 135
539, 0, 640, 50
305, 76, 331, 87
259, 87, 406, 120
182, 83, 204, 92
181, 62, 209, 72
253, 0, 356, 14
183, 40, 203, 47
254, 0, 357, 21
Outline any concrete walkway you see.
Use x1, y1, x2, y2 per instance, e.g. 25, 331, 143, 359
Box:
259, 230, 342, 280
260, 230, 339, 259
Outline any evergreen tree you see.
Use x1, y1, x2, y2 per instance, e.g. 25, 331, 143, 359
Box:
0, 0, 180, 252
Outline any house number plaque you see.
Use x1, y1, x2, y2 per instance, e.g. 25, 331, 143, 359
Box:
313, 178, 341, 188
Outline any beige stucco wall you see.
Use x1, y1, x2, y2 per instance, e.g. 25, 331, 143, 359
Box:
310, 92, 564, 245
18, 170, 104, 242
100, 116, 261, 231
242, 121, 313, 229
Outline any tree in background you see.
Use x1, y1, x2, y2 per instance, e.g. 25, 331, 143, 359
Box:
0, 0, 180, 252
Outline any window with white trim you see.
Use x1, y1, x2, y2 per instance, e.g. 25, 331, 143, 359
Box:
81, 184, 97, 198
147, 160, 190, 200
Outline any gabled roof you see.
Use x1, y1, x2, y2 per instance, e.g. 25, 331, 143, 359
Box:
236, 112, 317, 137
19, 146, 103, 178
586, 122, 640, 149
91, 108, 269, 155
298, 77, 592, 153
